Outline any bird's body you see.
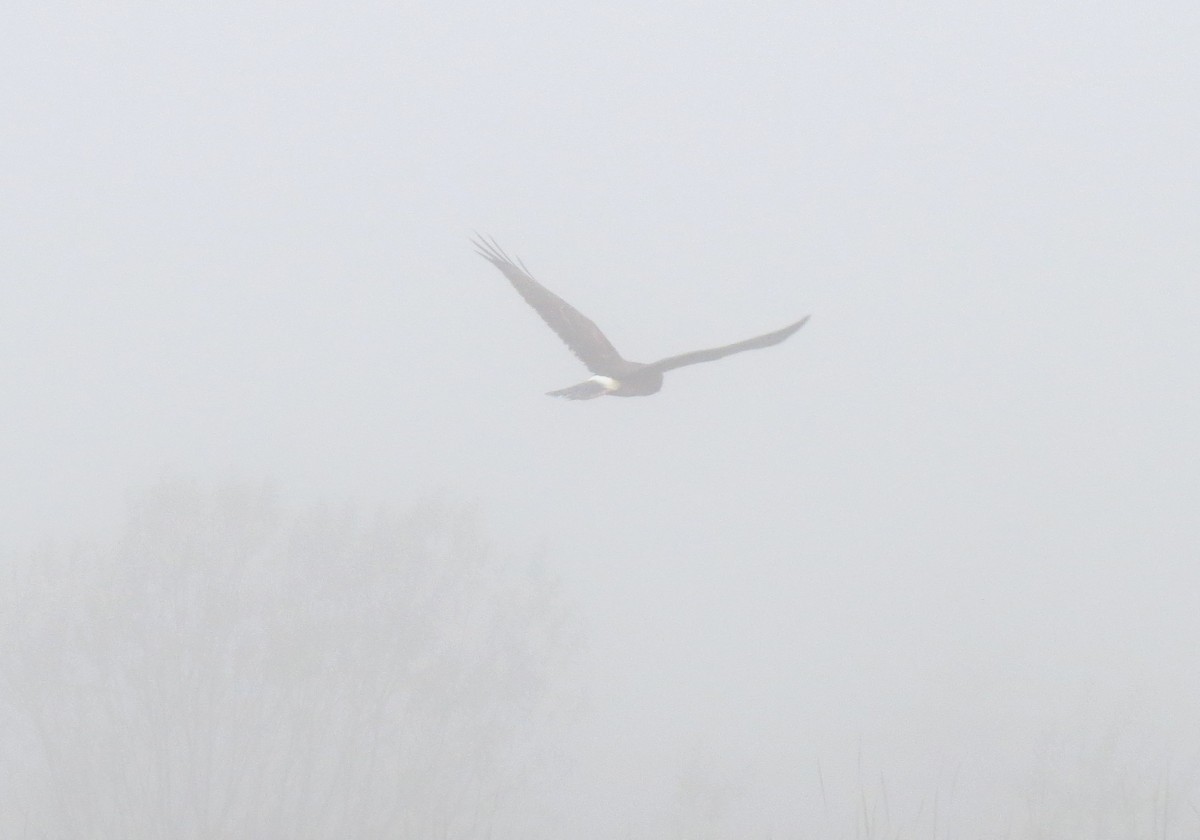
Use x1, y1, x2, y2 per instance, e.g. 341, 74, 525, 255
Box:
473, 236, 808, 399
548, 369, 663, 399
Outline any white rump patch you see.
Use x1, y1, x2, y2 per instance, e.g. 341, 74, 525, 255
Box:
588, 375, 619, 391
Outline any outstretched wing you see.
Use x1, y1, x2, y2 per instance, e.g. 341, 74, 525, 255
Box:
473, 235, 625, 374
647, 316, 810, 373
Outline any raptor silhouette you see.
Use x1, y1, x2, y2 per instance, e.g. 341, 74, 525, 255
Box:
474, 236, 809, 399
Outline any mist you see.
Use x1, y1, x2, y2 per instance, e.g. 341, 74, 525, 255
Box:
3, 1, 1199, 837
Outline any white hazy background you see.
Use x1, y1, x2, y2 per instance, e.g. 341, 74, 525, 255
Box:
3, 1, 1199, 837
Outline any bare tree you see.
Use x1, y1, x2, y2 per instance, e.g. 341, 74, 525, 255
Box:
0, 480, 576, 839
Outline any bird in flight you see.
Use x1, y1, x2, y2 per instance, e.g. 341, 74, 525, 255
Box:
473, 236, 810, 400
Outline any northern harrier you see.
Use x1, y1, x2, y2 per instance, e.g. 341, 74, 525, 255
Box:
474, 236, 809, 399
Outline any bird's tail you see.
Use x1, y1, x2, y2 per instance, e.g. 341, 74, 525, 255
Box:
546, 379, 611, 400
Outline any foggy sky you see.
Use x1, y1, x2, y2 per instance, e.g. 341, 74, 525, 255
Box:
4, 0, 1199, 836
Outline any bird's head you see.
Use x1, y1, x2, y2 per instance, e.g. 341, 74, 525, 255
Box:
588, 375, 619, 393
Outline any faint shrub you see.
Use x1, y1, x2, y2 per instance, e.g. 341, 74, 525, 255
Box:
0, 480, 576, 839
1014, 728, 1200, 840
